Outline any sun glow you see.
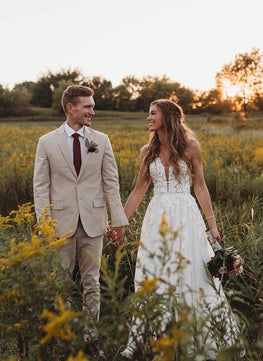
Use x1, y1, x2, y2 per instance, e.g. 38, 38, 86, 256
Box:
221, 80, 241, 99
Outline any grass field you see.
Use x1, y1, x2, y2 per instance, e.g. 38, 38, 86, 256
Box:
0, 112, 263, 360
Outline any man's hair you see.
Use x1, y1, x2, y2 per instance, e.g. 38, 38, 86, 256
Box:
61, 85, 94, 114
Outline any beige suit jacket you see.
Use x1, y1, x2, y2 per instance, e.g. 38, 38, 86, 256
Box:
33, 124, 128, 237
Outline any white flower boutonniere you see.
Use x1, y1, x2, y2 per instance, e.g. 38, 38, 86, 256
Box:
85, 138, 99, 153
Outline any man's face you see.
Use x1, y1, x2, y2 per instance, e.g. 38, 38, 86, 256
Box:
67, 96, 95, 129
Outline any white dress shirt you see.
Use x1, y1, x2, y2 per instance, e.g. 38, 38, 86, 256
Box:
64, 122, 85, 162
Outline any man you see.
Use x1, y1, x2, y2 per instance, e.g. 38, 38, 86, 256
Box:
33, 85, 128, 349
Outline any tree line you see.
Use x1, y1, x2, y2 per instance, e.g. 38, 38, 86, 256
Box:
1, 48, 263, 118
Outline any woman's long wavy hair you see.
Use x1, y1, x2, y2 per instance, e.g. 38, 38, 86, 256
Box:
143, 99, 195, 182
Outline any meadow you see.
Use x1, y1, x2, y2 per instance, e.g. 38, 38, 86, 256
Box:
0, 112, 263, 360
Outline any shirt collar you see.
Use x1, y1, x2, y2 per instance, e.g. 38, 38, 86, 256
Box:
64, 122, 85, 138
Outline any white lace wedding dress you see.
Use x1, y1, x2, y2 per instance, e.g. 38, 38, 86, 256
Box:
121, 157, 240, 359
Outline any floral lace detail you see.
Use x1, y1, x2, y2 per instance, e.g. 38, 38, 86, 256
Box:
150, 157, 191, 196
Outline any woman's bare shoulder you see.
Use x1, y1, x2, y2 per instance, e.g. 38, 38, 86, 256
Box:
185, 138, 201, 157
141, 144, 149, 156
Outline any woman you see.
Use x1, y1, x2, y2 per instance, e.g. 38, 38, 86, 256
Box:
120, 99, 240, 360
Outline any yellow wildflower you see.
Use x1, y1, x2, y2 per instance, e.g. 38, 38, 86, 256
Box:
40, 295, 78, 345
153, 326, 188, 357
171, 327, 188, 341
0, 215, 10, 229
3, 236, 44, 268
159, 212, 170, 237
67, 350, 89, 361
135, 277, 161, 296
178, 305, 191, 323
9, 203, 35, 226
34, 206, 70, 247
254, 147, 263, 165
49, 235, 68, 249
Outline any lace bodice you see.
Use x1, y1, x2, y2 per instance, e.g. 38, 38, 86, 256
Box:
150, 157, 191, 196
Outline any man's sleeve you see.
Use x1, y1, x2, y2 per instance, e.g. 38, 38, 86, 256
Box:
102, 136, 128, 227
33, 137, 51, 221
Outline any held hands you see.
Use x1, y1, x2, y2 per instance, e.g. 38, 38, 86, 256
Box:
107, 225, 125, 246
210, 227, 221, 244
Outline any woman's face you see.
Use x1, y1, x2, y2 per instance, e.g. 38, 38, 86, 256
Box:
147, 104, 163, 132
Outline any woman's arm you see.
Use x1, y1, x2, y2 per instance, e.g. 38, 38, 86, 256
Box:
124, 147, 151, 219
188, 140, 220, 242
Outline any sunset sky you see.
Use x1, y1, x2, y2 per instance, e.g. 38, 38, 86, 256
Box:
1, 0, 263, 91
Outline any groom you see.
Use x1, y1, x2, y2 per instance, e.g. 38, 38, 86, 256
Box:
33, 85, 128, 345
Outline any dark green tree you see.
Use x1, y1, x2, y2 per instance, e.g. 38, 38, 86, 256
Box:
83, 76, 114, 110
254, 93, 263, 111
172, 86, 194, 114
31, 68, 83, 108
14, 81, 36, 105
136, 76, 175, 111
0, 85, 32, 117
52, 80, 76, 115
112, 76, 140, 111
192, 89, 232, 114
135, 76, 194, 112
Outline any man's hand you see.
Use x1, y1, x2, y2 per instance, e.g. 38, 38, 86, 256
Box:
107, 225, 125, 246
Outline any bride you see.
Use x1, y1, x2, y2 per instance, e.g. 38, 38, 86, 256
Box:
120, 99, 241, 360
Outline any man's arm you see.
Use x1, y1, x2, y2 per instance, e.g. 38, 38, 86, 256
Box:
33, 137, 51, 221
101, 136, 128, 243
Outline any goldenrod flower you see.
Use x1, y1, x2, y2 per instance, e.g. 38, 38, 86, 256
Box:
254, 147, 263, 165
159, 212, 170, 237
153, 326, 188, 357
67, 350, 89, 361
0, 215, 10, 229
135, 276, 161, 296
171, 327, 188, 341
3, 236, 44, 268
178, 305, 191, 323
40, 295, 78, 345
9, 203, 35, 226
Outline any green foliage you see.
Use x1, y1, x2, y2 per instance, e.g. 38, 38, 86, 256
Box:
113, 76, 140, 111
2, 204, 262, 360
0, 85, 32, 117
0, 118, 263, 360
0, 71, 197, 114
193, 89, 232, 114
52, 79, 76, 115
134, 75, 194, 113
83, 76, 115, 110
0, 200, 263, 361
0, 204, 86, 360
31, 68, 83, 108
3, 54, 263, 115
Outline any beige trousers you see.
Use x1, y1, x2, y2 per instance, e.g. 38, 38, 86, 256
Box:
58, 220, 103, 341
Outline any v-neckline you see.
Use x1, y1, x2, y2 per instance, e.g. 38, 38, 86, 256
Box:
157, 157, 170, 183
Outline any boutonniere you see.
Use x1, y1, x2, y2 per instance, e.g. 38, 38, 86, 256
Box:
85, 138, 99, 153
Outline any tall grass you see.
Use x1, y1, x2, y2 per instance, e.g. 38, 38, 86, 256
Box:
0, 117, 262, 214
0, 205, 258, 361
0, 115, 262, 360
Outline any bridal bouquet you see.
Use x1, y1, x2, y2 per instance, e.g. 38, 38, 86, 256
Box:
206, 230, 245, 283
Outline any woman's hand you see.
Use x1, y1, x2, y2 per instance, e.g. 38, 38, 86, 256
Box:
210, 227, 221, 243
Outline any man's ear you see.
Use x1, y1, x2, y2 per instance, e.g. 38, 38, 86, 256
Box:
66, 103, 74, 113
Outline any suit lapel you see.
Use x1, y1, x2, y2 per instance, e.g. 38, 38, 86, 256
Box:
78, 126, 92, 178
56, 124, 77, 177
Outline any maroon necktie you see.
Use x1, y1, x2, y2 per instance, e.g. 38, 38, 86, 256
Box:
72, 133, 81, 175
